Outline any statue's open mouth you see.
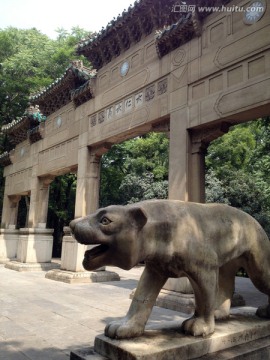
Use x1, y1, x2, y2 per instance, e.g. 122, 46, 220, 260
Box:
84, 244, 109, 261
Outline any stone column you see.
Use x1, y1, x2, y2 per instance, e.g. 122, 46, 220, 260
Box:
36, 176, 54, 227
5, 175, 57, 272
158, 119, 245, 312
75, 146, 101, 217
168, 109, 189, 201
27, 175, 54, 228
46, 145, 119, 283
71, 146, 102, 273
188, 139, 207, 203
0, 195, 20, 263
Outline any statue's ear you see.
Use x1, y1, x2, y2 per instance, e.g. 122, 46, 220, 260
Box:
129, 207, 147, 229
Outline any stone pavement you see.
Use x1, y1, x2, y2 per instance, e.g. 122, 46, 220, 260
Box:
0, 263, 268, 360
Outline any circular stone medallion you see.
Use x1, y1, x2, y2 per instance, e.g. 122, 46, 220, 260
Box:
120, 61, 129, 77
244, 1, 266, 24
56, 116, 62, 128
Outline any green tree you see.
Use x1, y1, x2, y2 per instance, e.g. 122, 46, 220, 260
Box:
47, 174, 76, 256
100, 133, 169, 206
0, 26, 92, 125
205, 118, 270, 237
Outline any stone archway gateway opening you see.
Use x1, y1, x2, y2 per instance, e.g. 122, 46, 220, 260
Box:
99, 131, 169, 208
0, 0, 269, 277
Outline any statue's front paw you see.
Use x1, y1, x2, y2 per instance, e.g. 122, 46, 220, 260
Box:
182, 316, 215, 337
105, 319, 144, 339
256, 304, 270, 318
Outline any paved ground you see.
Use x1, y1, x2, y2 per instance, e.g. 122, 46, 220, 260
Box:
0, 263, 268, 360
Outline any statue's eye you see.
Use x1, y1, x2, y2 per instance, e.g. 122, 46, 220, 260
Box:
100, 217, 111, 225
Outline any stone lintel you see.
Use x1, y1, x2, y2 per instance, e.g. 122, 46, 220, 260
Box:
45, 269, 120, 284
89, 310, 270, 360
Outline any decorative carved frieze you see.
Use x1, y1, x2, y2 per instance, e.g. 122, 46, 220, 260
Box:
157, 79, 168, 95
90, 114, 97, 127
145, 84, 155, 102
98, 111, 105, 124
89, 78, 168, 128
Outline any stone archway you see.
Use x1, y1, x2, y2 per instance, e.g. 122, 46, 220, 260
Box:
0, 0, 269, 277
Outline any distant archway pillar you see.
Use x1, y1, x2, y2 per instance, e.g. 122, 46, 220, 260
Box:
5, 173, 57, 270
28, 175, 54, 228
62, 145, 103, 273
75, 147, 101, 218
161, 120, 232, 309
0, 194, 21, 264
57, 143, 121, 283
188, 138, 207, 203
168, 109, 189, 201
2, 195, 21, 228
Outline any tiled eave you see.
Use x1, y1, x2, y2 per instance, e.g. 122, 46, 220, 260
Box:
30, 62, 96, 116
156, 13, 198, 58
1, 114, 40, 146
0, 150, 14, 167
76, 0, 181, 69
77, 0, 232, 69
71, 80, 95, 108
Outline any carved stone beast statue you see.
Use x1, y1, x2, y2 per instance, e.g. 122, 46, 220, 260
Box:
69, 200, 270, 339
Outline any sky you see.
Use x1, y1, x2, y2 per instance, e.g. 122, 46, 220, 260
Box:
0, 0, 134, 39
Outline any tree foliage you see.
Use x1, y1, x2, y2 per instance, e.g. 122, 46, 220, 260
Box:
0, 27, 91, 125
100, 133, 169, 206
206, 118, 270, 237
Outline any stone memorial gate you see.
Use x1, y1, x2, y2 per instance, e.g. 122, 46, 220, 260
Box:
0, 0, 269, 279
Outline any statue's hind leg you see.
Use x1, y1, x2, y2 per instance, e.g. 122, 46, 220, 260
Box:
244, 245, 270, 318
214, 263, 237, 320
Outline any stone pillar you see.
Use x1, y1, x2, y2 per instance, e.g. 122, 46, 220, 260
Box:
46, 145, 120, 283
0, 195, 20, 263
28, 175, 54, 228
36, 176, 54, 227
188, 139, 207, 203
70, 146, 102, 272
157, 119, 245, 312
1, 194, 21, 229
5, 175, 58, 272
75, 146, 101, 217
0, 228, 20, 264
168, 109, 189, 201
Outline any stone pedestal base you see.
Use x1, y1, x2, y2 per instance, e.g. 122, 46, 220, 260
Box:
17, 228, 54, 263
5, 260, 60, 272
130, 288, 245, 314
71, 309, 270, 360
156, 289, 195, 313
45, 268, 120, 284
45, 227, 120, 283
61, 227, 87, 272
0, 227, 19, 264
155, 289, 245, 314
4, 227, 57, 272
